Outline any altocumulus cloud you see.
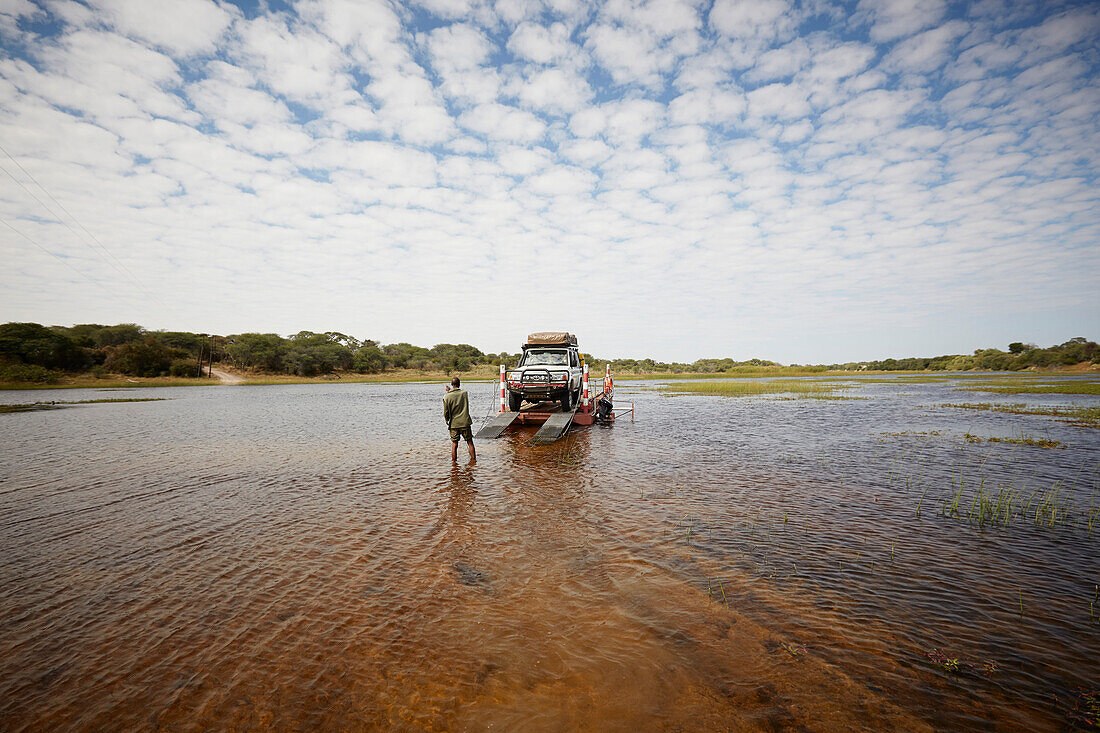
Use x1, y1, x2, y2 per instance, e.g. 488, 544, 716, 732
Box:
0, 0, 1097, 363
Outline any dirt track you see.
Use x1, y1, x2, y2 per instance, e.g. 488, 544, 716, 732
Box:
209, 368, 244, 385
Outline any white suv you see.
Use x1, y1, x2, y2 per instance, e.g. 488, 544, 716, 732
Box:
506, 345, 583, 411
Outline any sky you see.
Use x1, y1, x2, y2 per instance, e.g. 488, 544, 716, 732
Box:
0, 0, 1097, 364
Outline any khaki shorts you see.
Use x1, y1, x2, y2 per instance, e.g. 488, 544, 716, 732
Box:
449, 426, 473, 443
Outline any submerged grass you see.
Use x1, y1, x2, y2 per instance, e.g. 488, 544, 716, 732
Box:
0, 398, 168, 413
961, 432, 1066, 449
955, 380, 1100, 396
660, 379, 850, 398
936, 476, 1089, 531
943, 402, 1100, 428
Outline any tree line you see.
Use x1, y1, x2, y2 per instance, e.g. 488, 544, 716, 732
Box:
0, 322, 515, 382
0, 322, 1095, 383
823, 338, 1098, 372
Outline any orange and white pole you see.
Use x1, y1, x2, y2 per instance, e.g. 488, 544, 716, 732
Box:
499, 364, 506, 412
582, 363, 589, 411
605, 364, 613, 397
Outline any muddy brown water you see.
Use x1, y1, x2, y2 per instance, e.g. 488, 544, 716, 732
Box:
1, 378, 1097, 731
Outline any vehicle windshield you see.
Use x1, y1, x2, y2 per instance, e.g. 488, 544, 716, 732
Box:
522, 350, 568, 366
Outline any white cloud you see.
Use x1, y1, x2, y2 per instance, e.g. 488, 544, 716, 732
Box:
426, 23, 501, 104
708, 0, 791, 40
511, 67, 593, 113
525, 163, 598, 195
92, 0, 234, 56
746, 82, 810, 120
602, 98, 665, 145
854, 0, 947, 43
0, 0, 38, 36
234, 16, 348, 103
586, 23, 674, 86
804, 41, 877, 82
427, 23, 494, 70
747, 38, 810, 82
885, 20, 968, 73
416, 0, 474, 18
559, 137, 612, 165
497, 145, 552, 175
668, 85, 744, 125
507, 21, 577, 63
459, 102, 546, 142
188, 63, 291, 127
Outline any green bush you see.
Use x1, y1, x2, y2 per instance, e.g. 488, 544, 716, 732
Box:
0, 362, 61, 383
103, 337, 186, 377
169, 359, 198, 377
0, 322, 87, 370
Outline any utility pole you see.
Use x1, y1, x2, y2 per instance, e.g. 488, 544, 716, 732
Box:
196, 334, 207, 377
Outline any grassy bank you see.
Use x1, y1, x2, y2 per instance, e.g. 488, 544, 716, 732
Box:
3, 364, 1096, 390
0, 375, 221, 390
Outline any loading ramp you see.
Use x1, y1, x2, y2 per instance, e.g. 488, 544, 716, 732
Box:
527, 404, 579, 445
474, 410, 521, 439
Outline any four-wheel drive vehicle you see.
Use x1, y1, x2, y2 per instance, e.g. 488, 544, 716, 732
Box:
506, 332, 583, 412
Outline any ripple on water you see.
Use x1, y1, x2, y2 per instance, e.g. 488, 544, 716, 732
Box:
0, 379, 1097, 730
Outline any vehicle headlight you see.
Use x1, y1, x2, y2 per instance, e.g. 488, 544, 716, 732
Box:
554, 372, 568, 381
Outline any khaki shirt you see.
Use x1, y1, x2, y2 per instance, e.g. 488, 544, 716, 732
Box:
443, 388, 472, 429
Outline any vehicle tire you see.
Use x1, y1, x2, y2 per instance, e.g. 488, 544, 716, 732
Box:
508, 391, 522, 412
560, 389, 573, 412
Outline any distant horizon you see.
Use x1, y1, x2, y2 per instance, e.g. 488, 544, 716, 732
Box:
5, 317, 1094, 367
2, 0, 1097, 364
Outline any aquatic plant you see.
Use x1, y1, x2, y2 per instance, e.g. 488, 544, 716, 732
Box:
657, 379, 849, 398
916, 489, 928, 518
926, 649, 960, 672
925, 650, 1001, 677
942, 402, 1100, 428
1070, 688, 1099, 728
955, 381, 1100, 396
780, 642, 807, 658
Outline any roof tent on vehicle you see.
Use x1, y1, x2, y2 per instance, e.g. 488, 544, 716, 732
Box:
525, 332, 578, 348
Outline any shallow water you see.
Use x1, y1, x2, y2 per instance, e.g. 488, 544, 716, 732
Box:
1, 377, 1097, 731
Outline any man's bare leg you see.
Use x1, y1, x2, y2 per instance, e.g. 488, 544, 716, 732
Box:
467, 438, 476, 463
451, 440, 459, 462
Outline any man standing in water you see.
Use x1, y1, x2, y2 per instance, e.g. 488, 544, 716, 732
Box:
444, 377, 476, 463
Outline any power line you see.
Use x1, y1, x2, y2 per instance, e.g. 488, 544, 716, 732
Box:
0, 215, 131, 301
0, 143, 169, 308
